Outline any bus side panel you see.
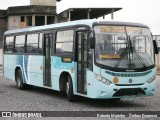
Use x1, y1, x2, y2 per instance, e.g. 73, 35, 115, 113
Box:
27, 55, 44, 87
4, 54, 29, 83
51, 56, 76, 92
3, 54, 17, 81
4, 54, 44, 87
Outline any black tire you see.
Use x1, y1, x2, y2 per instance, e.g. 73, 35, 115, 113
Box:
26, 85, 33, 89
16, 69, 26, 90
66, 75, 76, 102
111, 98, 121, 101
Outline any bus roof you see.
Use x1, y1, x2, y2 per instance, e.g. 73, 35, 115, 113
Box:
4, 19, 149, 35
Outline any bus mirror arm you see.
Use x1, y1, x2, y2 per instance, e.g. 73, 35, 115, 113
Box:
153, 40, 158, 54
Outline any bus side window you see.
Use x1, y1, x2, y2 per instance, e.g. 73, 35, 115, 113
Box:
55, 30, 74, 54
26, 34, 39, 54
15, 35, 25, 53
5, 36, 14, 53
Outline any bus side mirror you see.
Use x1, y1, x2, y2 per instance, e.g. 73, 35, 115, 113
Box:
153, 40, 158, 54
89, 37, 95, 49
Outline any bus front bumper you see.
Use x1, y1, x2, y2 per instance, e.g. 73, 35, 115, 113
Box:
87, 80, 156, 99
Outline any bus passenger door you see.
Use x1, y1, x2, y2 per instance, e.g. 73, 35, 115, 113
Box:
44, 33, 52, 87
76, 31, 88, 94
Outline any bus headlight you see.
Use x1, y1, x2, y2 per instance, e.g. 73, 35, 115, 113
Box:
147, 76, 156, 84
95, 74, 112, 85
95, 74, 103, 81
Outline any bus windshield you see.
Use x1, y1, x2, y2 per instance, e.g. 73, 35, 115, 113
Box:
94, 25, 154, 69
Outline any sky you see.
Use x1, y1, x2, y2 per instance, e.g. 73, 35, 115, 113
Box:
0, 0, 160, 34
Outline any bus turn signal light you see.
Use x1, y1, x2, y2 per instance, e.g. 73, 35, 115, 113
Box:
113, 77, 119, 84
71, 68, 74, 73
40, 66, 43, 70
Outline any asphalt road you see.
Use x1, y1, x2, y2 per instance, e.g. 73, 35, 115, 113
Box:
0, 74, 160, 119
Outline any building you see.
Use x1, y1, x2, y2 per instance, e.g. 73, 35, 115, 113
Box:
0, 10, 7, 67
0, 0, 122, 65
0, 10, 7, 47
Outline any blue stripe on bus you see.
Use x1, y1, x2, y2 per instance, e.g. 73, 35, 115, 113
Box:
16, 55, 29, 84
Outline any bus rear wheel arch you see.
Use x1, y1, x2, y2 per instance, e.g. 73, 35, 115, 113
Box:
15, 68, 32, 90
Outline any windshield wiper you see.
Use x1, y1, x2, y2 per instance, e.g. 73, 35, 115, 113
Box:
128, 36, 147, 68
128, 36, 133, 67
115, 36, 146, 69
133, 50, 147, 68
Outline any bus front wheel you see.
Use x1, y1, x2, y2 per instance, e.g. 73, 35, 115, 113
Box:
66, 75, 76, 102
16, 69, 26, 90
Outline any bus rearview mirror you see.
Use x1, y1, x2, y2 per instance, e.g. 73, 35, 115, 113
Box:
153, 40, 158, 54
89, 37, 95, 49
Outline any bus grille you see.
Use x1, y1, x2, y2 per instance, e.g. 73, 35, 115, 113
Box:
115, 84, 144, 86
105, 70, 152, 77
113, 88, 145, 96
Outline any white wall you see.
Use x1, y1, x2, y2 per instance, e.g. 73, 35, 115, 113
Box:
8, 16, 20, 30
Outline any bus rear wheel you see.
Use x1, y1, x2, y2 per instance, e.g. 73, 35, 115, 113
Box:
66, 75, 76, 102
16, 69, 26, 90
111, 98, 121, 101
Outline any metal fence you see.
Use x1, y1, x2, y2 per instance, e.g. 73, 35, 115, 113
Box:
153, 35, 160, 69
